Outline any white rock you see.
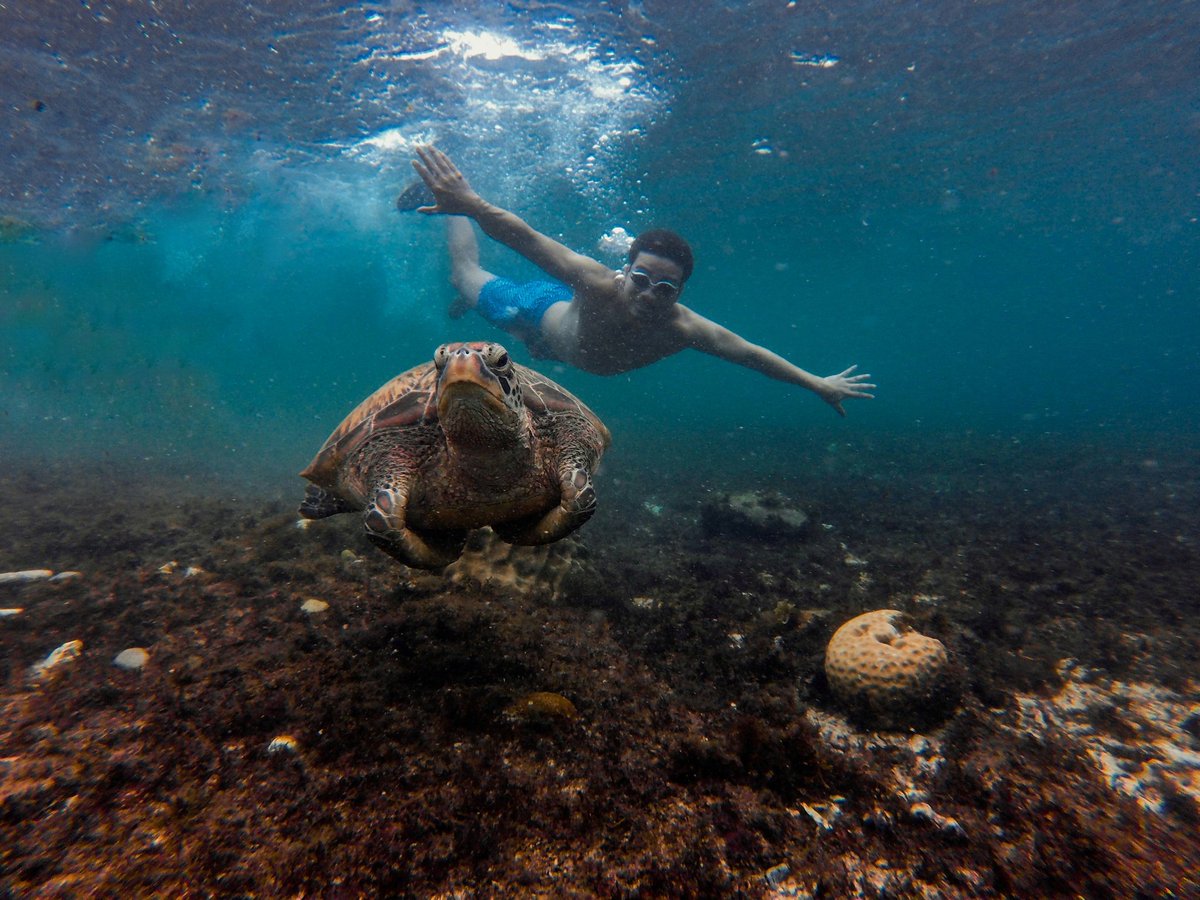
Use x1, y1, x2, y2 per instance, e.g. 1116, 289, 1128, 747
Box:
0, 569, 54, 585
49, 570, 83, 583
30, 640, 83, 677
301, 598, 329, 614
113, 647, 150, 670
0, 608, 24, 618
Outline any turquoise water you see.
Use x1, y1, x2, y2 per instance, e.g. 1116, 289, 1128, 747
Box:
2, 1, 1197, 486
4, 7, 1200, 892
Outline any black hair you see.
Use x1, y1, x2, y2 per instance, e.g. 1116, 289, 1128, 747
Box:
628, 228, 694, 283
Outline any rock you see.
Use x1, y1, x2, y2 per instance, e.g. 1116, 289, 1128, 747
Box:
30, 640, 84, 679
504, 691, 579, 726
0, 569, 54, 585
0, 608, 24, 618
300, 598, 329, 614
908, 801, 965, 838
113, 647, 150, 670
798, 799, 844, 831
1011, 664, 1200, 816
764, 863, 791, 887
700, 490, 811, 542
824, 609, 960, 731
267, 734, 301, 754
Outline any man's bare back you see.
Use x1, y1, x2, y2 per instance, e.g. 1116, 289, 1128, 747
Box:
412, 145, 875, 415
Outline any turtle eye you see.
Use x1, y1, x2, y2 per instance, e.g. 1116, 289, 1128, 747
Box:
490, 347, 511, 371
434, 345, 449, 369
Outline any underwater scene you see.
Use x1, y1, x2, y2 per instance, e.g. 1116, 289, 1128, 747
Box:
2, 1, 1199, 896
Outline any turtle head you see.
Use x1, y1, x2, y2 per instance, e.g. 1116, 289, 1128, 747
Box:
433, 342, 527, 446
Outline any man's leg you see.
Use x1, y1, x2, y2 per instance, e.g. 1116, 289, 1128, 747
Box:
446, 217, 494, 320
443, 219, 569, 356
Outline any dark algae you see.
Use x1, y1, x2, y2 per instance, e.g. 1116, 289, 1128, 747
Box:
2, 431, 1197, 896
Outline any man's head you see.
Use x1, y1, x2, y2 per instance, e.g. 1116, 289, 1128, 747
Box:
628, 229, 693, 283
622, 229, 693, 314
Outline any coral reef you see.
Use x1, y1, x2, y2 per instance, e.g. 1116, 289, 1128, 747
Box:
700, 490, 811, 542
824, 609, 960, 730
438, 528, 587, 602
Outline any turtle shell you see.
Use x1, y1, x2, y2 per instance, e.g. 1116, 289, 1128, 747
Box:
515, 364, 611, 443
300, 353, 610, 489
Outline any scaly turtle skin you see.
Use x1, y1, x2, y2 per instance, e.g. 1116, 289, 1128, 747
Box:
298, 341, 611, 569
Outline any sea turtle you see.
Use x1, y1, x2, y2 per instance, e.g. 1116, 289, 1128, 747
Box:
298, 341, 611, 569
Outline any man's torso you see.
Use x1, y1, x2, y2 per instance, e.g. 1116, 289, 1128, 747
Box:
540, 287, 690, 375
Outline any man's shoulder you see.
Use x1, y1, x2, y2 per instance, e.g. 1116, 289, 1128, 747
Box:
573, 268, 621, 300
670, 304, 717, 334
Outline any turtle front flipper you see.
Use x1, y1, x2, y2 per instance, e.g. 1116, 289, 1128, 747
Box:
363, 483, 467, 569
299, 484, 355, 519
496, 462, 598, 546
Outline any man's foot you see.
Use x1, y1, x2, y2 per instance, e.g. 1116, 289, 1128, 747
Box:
395, 179, 435, 212
448, 294, 472, 320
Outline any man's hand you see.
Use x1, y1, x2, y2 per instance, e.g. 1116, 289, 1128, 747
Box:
412, 145, 482, 216
817, 366, 876, 417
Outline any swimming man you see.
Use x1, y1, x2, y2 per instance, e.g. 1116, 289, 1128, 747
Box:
411, 145, 875, 416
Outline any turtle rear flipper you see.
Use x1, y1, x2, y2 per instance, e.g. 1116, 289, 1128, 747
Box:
299, 484, 354, 519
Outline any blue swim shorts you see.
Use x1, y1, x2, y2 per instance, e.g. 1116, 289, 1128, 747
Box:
476, 277, 572, 332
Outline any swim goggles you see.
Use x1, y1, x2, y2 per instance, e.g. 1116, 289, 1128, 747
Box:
628, 268, 680, 299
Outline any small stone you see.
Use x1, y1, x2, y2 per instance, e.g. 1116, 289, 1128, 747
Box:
48, 570, 83, 583
908, 801, 935, 823
157, 561, 179, 575
764, 863, 791, 886
940, 816, 966, 838
113, 647, 150, 670
0, 608, 24, 618
267, 734, 300, 754
339, 549, 360, 565
183, 565, 205, 578
301, 598, 329, 614
799, 800, 842, 831
504, 691, 579, 725
30, 640, 83, 678
0, 569, 54, 585
907, 801, 964, 837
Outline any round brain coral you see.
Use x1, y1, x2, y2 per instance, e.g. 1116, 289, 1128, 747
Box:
824, 609, 960, 730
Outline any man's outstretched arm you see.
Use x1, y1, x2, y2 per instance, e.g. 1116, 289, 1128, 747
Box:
682, 313, 875, 416
412, 145, 611, 291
